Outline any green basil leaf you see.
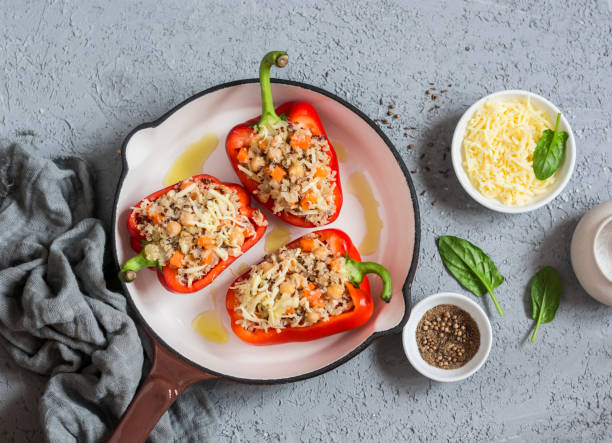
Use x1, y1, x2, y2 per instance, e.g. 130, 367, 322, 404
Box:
437, 236, 505, 316
532, 129, 554, 176
530, 266, 561, 342
533, 113, 568, 180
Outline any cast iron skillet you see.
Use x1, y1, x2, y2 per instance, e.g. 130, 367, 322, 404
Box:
109, 79, 420, 441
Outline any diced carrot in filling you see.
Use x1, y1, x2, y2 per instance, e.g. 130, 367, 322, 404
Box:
258, 138, 270, 151
300, 190, 317, 210
180, 181, 195, 190
200, 250, 213, 266
150, 213, 163, 225
237, 147, 249, 163
290, 132, 311, 150
327, 235, 343, 256
330, 258, 343, 272
304, 288, 325, 308
314, 167, 328, 178
293, 274, 307, 288
269, 165, 286, 182
169, 251, 184, 268
300, 238, 315, 252
197, 236, 216, 248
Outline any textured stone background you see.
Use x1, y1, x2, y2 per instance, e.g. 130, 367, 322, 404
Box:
1, 0, 611, 441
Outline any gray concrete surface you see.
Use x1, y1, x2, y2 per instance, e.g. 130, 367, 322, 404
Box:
1, 0, 611, 441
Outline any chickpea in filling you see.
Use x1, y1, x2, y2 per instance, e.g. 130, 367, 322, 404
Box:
236, 120, 337, 226
132, 178, 266, 287
231, 234, 353, 332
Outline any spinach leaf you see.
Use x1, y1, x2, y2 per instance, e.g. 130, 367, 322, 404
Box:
533, 113, 568, 180
437, 236, 505, 316
530, 266, 561, 342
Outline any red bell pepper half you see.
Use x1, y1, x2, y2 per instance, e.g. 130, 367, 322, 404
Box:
118, 174, 267, 293
226, 229, 391, 345
226, 50, 343, 227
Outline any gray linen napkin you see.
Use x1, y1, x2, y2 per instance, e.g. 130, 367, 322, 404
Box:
0, 145, 217, 442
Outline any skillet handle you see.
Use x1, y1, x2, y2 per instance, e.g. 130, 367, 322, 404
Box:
107, 336, 216, 443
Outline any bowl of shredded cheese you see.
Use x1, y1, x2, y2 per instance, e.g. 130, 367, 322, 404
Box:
451, 90, 576, 213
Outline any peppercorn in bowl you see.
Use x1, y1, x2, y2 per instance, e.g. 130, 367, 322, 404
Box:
402, 292, 492, 382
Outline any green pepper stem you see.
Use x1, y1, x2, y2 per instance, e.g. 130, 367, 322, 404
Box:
256, 51, 288, 130
118, 249, 159, 283
345, 255, 392, 303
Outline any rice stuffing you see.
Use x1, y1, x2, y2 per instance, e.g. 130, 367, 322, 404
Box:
231, 233, 354, 332
132, 178, 266, 287
236, 120, 338, 226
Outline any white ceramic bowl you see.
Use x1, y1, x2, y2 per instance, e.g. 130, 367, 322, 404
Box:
402, 292, 492, 382
571, 199, 612, 306
451, 90, 576, 213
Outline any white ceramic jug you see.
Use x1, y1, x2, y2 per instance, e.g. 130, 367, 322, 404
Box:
571, 199, 612, 306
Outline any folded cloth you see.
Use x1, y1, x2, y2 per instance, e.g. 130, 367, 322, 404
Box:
0, 145, 216, 442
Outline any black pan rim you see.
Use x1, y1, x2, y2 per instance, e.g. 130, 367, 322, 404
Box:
111, 78, 421, 385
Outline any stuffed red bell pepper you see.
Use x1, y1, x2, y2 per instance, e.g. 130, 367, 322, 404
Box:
119, 174, 267, 293
226, 51, 343, 227
226, 229, 391, 345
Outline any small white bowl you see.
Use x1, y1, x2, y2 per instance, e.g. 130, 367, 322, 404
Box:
451, 90, 576, 213
402, 292, 492, 382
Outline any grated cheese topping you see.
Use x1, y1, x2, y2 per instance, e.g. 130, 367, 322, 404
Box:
231, 234, 353, 332
132, 178, 266, 287
237, 120, 338, 226
462, 97, 558, 206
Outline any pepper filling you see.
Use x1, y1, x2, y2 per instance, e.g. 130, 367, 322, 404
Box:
236, 120, 337, 226
231, 234, 353, 332
133, 178, 266, 287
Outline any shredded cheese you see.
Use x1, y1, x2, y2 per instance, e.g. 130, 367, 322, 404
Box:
231, 238, 352, 332
462, 97, 558, 206
134, 179, 266, 287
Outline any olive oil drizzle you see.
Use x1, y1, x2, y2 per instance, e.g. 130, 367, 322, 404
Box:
192, 289, 229, 344
264, 225, 291, 254
331, 140, 348, 163
347, 172, 383, 256
164, 133, 219, 186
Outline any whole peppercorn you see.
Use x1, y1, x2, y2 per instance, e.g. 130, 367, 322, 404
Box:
416, 304, 480, 370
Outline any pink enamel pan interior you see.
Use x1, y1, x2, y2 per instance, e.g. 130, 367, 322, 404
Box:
110, 79, 420, 442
